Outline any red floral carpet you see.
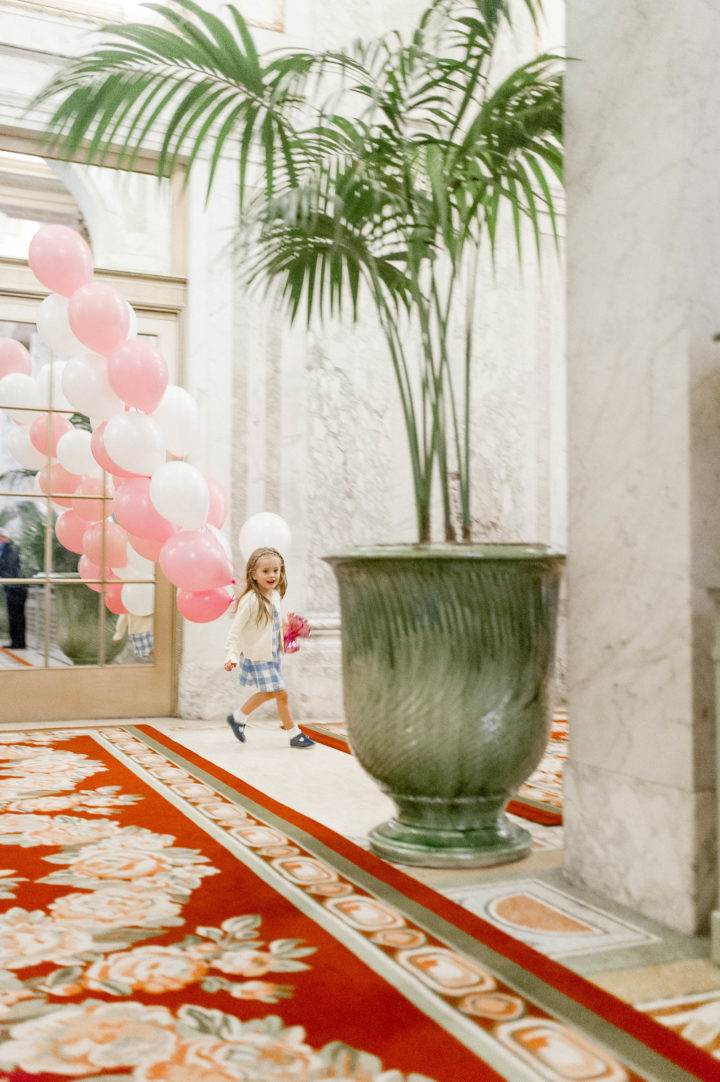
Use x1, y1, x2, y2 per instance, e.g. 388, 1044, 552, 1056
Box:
300, 713, 567, 826
0, 725, 712, 1081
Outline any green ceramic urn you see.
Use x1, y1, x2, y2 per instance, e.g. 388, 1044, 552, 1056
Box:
324, 544, 564, 867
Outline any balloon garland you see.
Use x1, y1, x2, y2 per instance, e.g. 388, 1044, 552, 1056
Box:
0, 225, 238, 623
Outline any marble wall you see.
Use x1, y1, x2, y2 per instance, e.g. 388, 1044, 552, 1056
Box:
565, 0, 720, 932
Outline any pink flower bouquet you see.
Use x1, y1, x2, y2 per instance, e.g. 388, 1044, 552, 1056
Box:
283, 612, 310, 653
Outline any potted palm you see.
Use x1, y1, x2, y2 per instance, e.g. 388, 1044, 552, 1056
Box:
34, 0, 564, 865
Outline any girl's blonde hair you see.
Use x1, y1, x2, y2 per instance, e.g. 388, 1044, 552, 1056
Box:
242, 547, 287, 625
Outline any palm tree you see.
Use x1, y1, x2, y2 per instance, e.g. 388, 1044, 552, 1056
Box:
33, 0, 563, 543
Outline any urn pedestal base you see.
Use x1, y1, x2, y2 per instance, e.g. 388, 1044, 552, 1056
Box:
368, 809, 531, 868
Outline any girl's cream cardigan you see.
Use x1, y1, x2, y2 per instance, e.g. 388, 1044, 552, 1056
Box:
224, 589, 283, 664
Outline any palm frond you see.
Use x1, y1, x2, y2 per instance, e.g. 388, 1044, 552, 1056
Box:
32, 0, 304, 197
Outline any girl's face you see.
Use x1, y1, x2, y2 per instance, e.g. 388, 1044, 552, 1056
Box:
252, 555, 283, 596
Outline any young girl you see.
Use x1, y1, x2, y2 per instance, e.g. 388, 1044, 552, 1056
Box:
223, 546, 314, 749
113, 612, 154, 659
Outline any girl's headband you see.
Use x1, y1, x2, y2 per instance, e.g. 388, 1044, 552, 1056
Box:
247, 546, 284, 566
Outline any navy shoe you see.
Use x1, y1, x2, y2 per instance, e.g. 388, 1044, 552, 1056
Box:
289, 732, 315, 749
225, 714, 246, 743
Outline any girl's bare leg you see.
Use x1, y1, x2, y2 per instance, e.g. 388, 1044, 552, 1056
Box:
241, 691, 274, 716
273, 690, 294, 730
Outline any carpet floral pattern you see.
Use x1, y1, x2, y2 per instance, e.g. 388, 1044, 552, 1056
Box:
0, 726, 713, 1082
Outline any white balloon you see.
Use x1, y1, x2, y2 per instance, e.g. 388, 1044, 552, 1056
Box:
207, 523, 232, 562
0, 373, 44, 423
112, 558, 154, 581
37, 361, 73, 412
36, 293, 85, 358
8, 423, 47, 469
56, 428, 99, 477
238, 512, 292, 561
126, 543, 156, 575
149, 460, 209, 529
112, 540, 155, 581
121, 581, 155, 616
152, 385, 200, 458
104, 411, 166, 476
62, 354, 124, 420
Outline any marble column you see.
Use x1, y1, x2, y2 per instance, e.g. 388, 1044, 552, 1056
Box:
565, 0, 720, 933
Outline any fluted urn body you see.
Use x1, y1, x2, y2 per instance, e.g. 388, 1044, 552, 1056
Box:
324, 545, 564, 867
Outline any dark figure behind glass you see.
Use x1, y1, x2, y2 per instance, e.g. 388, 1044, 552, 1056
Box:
0, 530, 27, 650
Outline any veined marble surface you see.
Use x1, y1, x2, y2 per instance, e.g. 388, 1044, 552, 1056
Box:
565, 0, 720, 931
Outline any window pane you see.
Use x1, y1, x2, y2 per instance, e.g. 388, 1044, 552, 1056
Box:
50, 583, 118, 666
0, 495, 45, 584
0, 582, 40, 663
109, 605, 155, 666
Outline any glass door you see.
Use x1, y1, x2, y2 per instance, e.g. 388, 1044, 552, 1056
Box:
0, 282, 180, 722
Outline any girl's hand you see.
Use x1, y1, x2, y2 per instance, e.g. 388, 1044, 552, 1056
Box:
224, 660, 236, 671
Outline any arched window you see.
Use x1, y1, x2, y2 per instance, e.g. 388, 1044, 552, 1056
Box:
0, 151, 91, 261
9, 1, 284, 32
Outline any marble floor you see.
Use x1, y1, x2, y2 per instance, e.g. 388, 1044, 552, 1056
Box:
14, 709, 720, 1061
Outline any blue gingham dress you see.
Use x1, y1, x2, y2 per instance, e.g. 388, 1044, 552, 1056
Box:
129, 630, 154, 658
237, 606, 285, 691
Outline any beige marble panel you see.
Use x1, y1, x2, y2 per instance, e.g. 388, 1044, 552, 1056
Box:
564, 761, 717, 935
596, 959, 720, 1004
565, 0, 720, 931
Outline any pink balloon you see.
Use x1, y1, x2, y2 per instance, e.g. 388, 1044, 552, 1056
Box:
177, 586, 233, 623
79, 558, 118, 592
68, 283, 130, 356
159, 528, 234, 591
82, 520, 128, 568
55, 509, 90, 555
127, 533, 164, 561
107, 340, 169, 414
105, 583, 127, 615
72, 475, 114, 522
78, 555, 103, 592
0, 339, 31, 379
90, 422, 137, 479
114, 476, 176, 542
206, 477, 228, 529
28, 225, 93, 297
29, 412, 74, 456
38, 463, 80, 508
